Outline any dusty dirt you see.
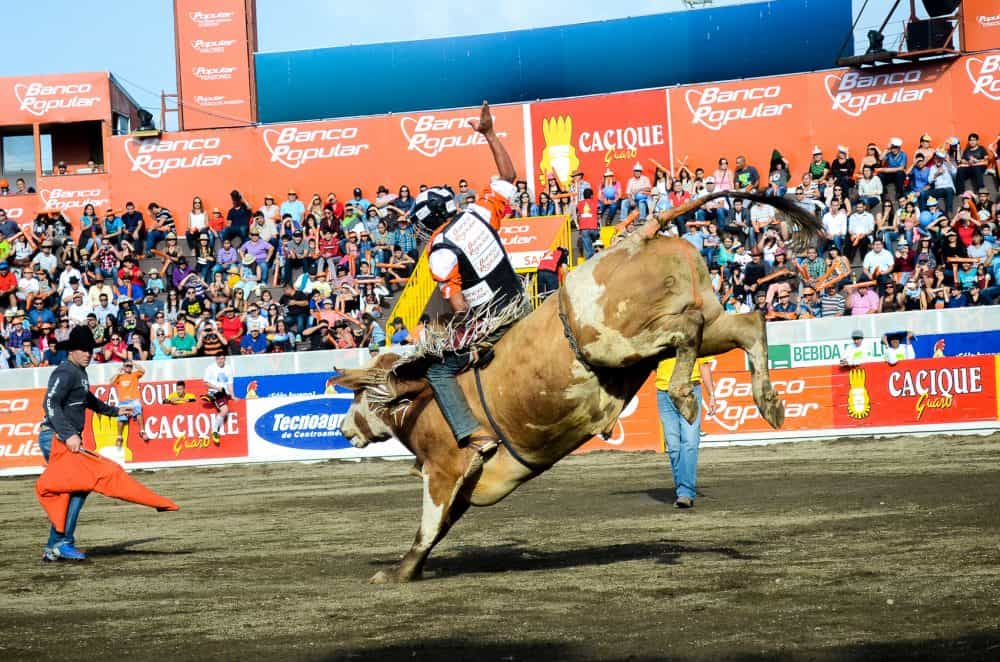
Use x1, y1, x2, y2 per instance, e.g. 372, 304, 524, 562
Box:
1, 433, 999, 661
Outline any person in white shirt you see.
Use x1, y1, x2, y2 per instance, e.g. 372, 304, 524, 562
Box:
260, 194, 281, 228
202, 354, 235, 442
846, 200, 876, 263
92, 293, 119, 325
66, 292, 93, 325
883, 332, 915, 365
60, 277, 88, 304
856, 165, 884, 208
57, 265, 83, 293
620, 162, 652, 219
862, 238, 894, 284
244, 305, 267, 333
88, 278, 114, 308
187, 196, 208, 252
822, 198, 848, 254
16, 269, 39, 306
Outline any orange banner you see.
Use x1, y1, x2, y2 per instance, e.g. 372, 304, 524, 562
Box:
108, 128, 256, 224
670, 72, 815, 184
0, 72, 109, 124
107, 103, 527, 232
499, 215, 568, 270
669, 55, 995, 182
174, 0, 256, 130
963, 0, 1000, 53
1, 175, 110, 231
530, 89, 669, 191
0, 389, 46, 471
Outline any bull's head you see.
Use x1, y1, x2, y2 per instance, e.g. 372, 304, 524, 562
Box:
331, 353, 430, 449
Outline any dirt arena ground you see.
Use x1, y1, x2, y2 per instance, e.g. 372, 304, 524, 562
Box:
1, 433, 999, 661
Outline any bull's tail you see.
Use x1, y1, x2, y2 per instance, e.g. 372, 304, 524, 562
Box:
651, 190, 824, 251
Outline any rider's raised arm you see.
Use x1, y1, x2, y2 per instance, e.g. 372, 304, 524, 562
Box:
468, 101, 516, 184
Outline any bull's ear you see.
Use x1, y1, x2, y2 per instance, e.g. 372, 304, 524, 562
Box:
329, 368, 369, 392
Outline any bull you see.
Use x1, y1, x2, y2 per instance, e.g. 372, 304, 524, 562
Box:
333, 191, 823, 583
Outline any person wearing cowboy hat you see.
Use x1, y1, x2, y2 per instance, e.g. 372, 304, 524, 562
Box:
37, 325, 133, 561
878, 137, 908, 198
599, 168, 622, 224
621, 161, 652, 220
928, 148, 957, 215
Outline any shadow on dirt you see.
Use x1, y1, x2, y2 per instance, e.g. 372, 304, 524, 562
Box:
313, 631, 1000, 661
316, 639, 579, 662
369, 539, 756, 577
86, 538, 193, 557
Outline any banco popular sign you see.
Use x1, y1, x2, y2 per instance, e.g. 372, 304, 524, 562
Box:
124, 136, 233, 179
400, 113, 507, 158
966, 53, 1000, 101
13, 81, 101, 117
261, 126, 369, 169
685, 84, 792, 131
824, 69, 934, 117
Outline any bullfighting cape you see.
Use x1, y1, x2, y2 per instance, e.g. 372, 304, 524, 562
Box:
35, 441, 179, 532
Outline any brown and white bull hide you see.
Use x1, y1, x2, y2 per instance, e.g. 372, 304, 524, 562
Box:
334, 190, 822, 583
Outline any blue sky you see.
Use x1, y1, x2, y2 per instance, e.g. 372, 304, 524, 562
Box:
0, 0, 907, 129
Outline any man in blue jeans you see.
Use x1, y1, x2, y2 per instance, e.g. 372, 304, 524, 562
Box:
38, 325, 131, 561
655, 355, 717, 508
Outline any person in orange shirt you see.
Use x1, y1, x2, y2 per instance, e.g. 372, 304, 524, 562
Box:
111, 360, 149, 446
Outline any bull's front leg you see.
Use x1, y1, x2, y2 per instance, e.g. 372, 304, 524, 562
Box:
370, 458, 473, 584
663, 309, 705, 424
700, 312, 785, 429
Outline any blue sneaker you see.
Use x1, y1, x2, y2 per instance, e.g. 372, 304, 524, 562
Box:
53, 542, 87, 561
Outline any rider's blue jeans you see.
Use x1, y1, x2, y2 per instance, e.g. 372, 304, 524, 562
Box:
426, 352, 479, 441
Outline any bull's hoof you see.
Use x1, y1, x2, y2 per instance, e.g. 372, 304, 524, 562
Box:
761, 388, 786, 429
670, 384, 698, 424
369, 570, 398, 585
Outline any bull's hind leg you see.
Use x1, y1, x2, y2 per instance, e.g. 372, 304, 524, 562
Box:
663, 309, 705, 424
370, 460, 473, 584
700, 312, 785, 429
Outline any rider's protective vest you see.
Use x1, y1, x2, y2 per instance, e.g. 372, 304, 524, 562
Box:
429, 207, 522, 310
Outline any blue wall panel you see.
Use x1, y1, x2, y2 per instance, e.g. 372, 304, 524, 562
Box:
255, 0, 851, 123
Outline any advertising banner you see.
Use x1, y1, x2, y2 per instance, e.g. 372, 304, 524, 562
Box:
108, 128, 256, 230
530, 89, 669, 191
174, 0, 256, 130
234, 372, 346, 399
668, 55, 995, 181
499, 215, 569, 269
832, 355, 998, 428
669, 72, 814, 185
963, 0, 1000, 53
703, 365, 835, 436
767, 338, 887, 369
85, 399, 247, 464
106, 103, 526, 233
0, 72, 109, 124
87, 377, 248, 464
807, 60, 956, 159
245, 395, 410, 460
0, 388, 47, 472
953, 51, 1000, 131
254, 103, 526, 207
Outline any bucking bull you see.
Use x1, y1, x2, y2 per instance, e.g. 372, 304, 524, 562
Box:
333, 192, 823, 583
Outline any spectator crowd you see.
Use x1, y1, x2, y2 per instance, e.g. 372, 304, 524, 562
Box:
1, 130, 998, 369
565, 132, 1000, 321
